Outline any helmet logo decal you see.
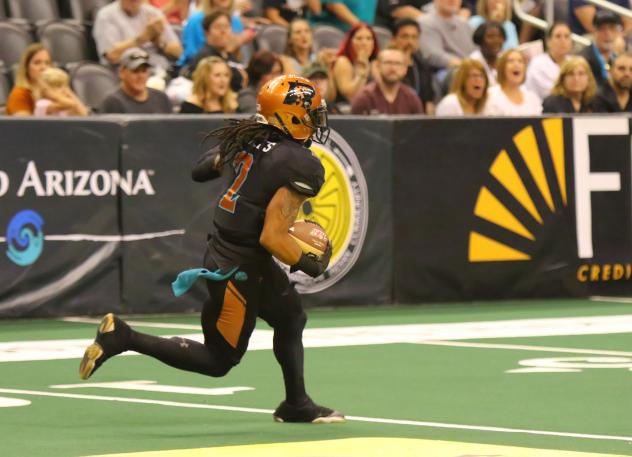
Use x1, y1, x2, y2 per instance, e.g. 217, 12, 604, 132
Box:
283, 81, 315, 107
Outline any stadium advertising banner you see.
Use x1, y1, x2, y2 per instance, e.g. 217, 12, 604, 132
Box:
0, 120, 122, 317
4, 116, 632, 317
393, 116, 632, 302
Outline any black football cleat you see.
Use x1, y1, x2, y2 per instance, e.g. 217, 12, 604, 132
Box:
273, 397, 345, 424
79, 313, 131, 380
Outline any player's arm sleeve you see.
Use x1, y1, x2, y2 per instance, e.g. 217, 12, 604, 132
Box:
191, 146, 222, 182
286, 157, 325, 197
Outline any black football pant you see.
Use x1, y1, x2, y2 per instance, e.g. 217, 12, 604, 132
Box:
127, 254, 308, 405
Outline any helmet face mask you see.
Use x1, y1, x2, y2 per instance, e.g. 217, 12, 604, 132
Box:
257, 75, 330, 143
305, 100, 330, 144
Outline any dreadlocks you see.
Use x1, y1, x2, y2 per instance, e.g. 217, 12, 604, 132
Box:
206, 118, 283, 167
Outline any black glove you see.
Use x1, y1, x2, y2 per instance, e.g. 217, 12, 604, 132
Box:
290, 242, 332, 278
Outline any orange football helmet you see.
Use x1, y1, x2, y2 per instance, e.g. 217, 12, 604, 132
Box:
257, 74, 329, 143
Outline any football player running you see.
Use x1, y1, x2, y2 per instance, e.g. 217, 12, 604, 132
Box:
79, 75, 344, 424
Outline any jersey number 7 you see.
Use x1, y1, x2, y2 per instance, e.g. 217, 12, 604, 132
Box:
219, 152, 254, 213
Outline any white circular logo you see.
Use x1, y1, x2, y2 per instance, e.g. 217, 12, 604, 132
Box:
286, 129, 369, 293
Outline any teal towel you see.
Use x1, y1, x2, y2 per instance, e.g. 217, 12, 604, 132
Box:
172, 267, 246, 297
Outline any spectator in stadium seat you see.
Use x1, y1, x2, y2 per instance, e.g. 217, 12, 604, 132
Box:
542, 56, 596, 113
525, 22, 573, 101
591, 53, 632, 112
263, 0, 322, 26
237, 50, 284, 112
34, 68, 89, 117
187, 10, 246, 92
331, 23, 379, 110
148, 0, 190, 25
485, 49, 542, 115
436, 58, 488, 115
419, 0, 477, 70
99, 48, 173, 113
470, 21, 506, 86
178, 0, 257, 67
351, 48, 423, 114
468, 0, 517, 50
93, 0, 182, 73
6, 44, 52, 116
578, 10, 623, 87
304, 61, 341, 112
282, 18, 317, 74
180, 56, 237, 113
568, 0, 632, 35
311, 0, 378, 31
391, 18, 436, 114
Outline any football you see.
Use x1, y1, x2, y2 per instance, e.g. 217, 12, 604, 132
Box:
289, 220, 329, 257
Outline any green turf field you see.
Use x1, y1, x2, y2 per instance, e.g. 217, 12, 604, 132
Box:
2, 299, 632, 456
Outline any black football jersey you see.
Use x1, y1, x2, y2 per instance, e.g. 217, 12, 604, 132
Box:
205, 136, 325, 268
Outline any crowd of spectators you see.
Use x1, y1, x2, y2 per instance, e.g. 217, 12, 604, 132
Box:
4, 0, 632, 117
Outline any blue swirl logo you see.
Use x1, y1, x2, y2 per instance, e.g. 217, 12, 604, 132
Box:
6, 210, 44, 266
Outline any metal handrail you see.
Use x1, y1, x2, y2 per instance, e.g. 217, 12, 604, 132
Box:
582, 0, 632, 19
512, 0, 591, 47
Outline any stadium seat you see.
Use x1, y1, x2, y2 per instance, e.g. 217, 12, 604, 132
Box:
0, 61, 9, 114
7, 0, 60, 24
373, 26, 393, 51
0, 22, 34, 70
63, 0, 112, 23
69, 62, 118, 111
38, 22, 90, 67
256, 24, 287, 54
313, 25, 344, 52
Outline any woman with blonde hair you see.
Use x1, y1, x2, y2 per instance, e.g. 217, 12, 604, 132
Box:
542, 57, 596, 113
485, 49, 542, 115
469, 0, 518, 50
283, 18, 316, 74
436, 59, 490, 115
6, 43, 51, 116
180, 56, 237, 113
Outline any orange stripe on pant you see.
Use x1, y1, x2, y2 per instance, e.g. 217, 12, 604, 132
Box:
216, 281, 246, 348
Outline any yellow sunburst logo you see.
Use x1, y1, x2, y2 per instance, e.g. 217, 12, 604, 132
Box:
469, 118, 567, 262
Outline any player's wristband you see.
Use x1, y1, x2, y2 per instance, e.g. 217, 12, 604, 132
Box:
290, 252, 325, 278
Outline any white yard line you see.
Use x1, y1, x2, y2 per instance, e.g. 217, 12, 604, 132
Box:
62, 314, 632, 340
0, 388, 629, 443
590, 296, 632, 304
2, 314, 628, 364
416, 340, 632, 357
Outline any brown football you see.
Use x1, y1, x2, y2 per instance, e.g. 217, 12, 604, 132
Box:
289, 220, 329, 257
